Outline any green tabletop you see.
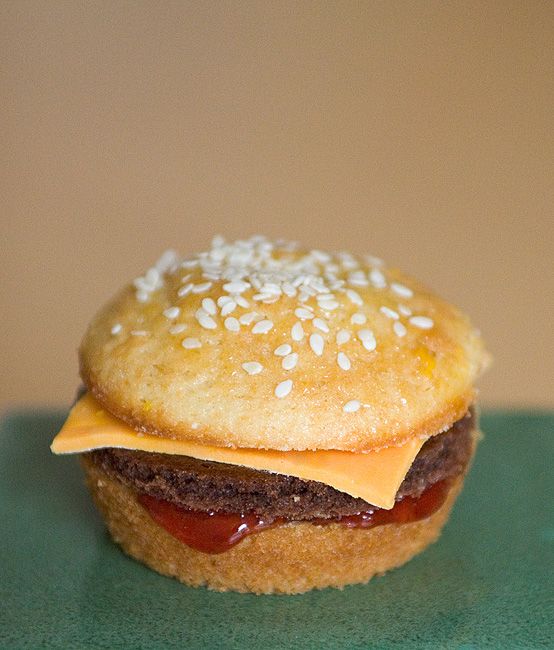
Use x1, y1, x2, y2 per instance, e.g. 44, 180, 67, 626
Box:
0, 409, 552, 649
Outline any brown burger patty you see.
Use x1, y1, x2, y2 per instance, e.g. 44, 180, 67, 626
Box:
87, 409, 474, 520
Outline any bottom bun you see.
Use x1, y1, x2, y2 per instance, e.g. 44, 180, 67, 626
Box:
81, 455, 466, 594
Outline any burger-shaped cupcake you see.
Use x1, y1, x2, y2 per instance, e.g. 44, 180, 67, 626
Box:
52, 235, 488, 594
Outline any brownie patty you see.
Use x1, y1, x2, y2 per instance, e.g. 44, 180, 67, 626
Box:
88, 409, 474, 520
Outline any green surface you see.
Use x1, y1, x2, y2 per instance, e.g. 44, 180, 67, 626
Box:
0, 410, 552, 649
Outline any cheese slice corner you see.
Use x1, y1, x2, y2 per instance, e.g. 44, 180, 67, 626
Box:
51, 394, 424, 510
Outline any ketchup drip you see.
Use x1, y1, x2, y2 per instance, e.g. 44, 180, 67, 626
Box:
311, 478, 451, 528
138, 495, 282, 554
138, 479, 452, 554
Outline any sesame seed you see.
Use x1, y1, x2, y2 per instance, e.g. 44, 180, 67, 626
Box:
282, 282, 297, 297
201, 298, 217, 315
135, 240, 417, 366
350, 312, 367, 325
312, 318, 330, 333
324, 263, 339, 275
274, 344, 292, 356
195, 309, 217, 330
182, 337, 201, 349
337, 352, 351, 370
380, 306, 399, 320
163, 306, 180, 320
224, 317, 240, 332
177, 283, 193, 297
235, 295, 250, 308
158, 250, 180, 273
252, 319, 273, 334
300, 286, 317, 297
343, 400, 361, 413
398, 304, 412, 317
239, 312, 259, 325
336, 329, 351, 345
133, 256, 170, 302
357, 329, 377, 351
340, 257, 358, 271
348, 271, 369, 287
262, 282, 282, 295
111, 323, 122, 335
275, 379, 293, 398
130, 330, 148, 336
192, 282, 212, 294
393, 321, 407, 337
311, 249, 331, 263
295, 307, 314, 320
346, 289, 363, 306
369, 268, 386, 289
144, 268, 160, 285
391, 282, 413, 298
220, 300, 237, 316
309, 333, 324, 356
135, 290, 149, 303
410, 316, 434, 329
242, 361, 263, 375
282, 353, 298, 370
223, 280, 250, 294
291, 322, 305, 341
318, 299, 339, 311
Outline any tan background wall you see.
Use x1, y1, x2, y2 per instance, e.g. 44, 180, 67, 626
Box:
2, 1, 553, 411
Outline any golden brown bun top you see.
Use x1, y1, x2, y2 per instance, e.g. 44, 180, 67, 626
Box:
80, 236, 488, 451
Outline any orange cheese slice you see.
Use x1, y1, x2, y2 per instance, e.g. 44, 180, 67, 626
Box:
51, 394, 425, 509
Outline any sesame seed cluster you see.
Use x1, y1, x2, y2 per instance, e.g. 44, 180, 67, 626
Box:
114, 235, 435, 414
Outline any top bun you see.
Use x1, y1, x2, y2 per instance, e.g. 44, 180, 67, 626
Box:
80, 236, 488, 452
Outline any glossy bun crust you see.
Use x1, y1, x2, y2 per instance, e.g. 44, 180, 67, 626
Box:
82, 454, 465, 594
80, 238, 488, 451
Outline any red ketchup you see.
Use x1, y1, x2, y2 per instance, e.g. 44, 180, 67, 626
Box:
138, 479, 451, 554
138, 495, 283, 554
